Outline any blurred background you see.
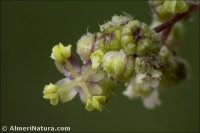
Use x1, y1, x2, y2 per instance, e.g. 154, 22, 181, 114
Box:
1, 1, 199, 132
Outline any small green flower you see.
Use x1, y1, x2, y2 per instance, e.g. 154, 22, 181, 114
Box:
85, 96, 107, 111
43, 83, 60, 105
51, 43, 71, 62
102, 49, 127, 78
77, 33, 96, 63
90, 49, 105, 69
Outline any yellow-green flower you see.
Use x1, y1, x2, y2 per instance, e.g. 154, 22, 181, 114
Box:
51, 43, 71, 62
85, 96, 107, 111
43, 83, 60, 105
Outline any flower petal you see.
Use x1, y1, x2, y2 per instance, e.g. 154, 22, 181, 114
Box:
55, 78, 78, 103
55, 61, 70, 77
88, 71, 105, 83
59, 88, 78, 103
88, 84, 102, 95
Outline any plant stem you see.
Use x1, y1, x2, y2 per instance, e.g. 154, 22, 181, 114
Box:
161, 26, 172, 42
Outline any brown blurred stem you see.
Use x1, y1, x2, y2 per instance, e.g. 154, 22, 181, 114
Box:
161, 26, 172, 42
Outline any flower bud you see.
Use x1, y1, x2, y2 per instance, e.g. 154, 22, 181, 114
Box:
121, 20, 161, 56
121, 20, 139, 55
77, 33, 96, 63
100, 15, 132, 33
51, 43, 71, 62
85, 96, 107, 111
149, 0, 188, 21
96, 29, 121, 51
90, 50, 105, 69
122, 56, 134, 79
102, 49, 127, 78
43, 83, 59, 105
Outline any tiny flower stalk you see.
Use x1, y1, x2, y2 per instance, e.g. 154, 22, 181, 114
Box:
42, 0, 199, 111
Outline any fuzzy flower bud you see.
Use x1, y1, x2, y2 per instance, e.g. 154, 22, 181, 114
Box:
51, 43, 71, 62
96, 29, 121, 51
85, 96, 107, 111
102, 49, 127, 78
100, 15, 132, 33
43, 83, 60, 105
77, 33, 96, 63
121, 20, 161, 55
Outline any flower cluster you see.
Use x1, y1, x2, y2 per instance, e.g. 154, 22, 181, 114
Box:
43, 0, 199, 111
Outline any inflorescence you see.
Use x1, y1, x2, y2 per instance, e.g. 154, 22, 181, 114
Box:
43, 0, 199, 111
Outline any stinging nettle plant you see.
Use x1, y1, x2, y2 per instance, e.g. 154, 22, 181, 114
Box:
43, 0, 200, 111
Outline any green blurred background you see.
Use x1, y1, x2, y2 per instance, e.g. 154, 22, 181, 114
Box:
1, 1, 199, 132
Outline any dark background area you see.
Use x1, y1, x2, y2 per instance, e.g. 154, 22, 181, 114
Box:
1, 1, 199, 132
